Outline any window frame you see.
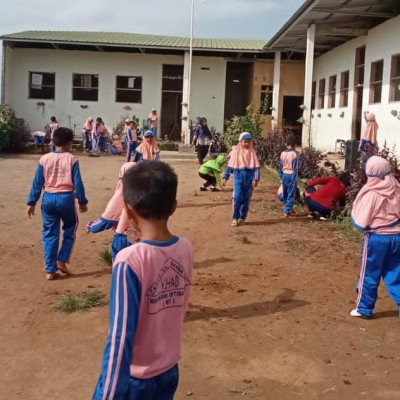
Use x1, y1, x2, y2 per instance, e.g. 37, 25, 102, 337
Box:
311, 81, 316, 110
115, 75, 143, 104
369, 59, 384, 104
328, 75, 337, 108
72, 73, 99, 102
28, 71, 56, 100
339, 70, 349, 108
390, 54, 400, 103
318, 78, 325, 109
259, 84, 273, 115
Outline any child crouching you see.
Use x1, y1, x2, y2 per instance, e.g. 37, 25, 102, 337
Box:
199, 154, 226, 192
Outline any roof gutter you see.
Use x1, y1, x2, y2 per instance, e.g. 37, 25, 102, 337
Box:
0, 37, 266, 54
265, 0, 320, 50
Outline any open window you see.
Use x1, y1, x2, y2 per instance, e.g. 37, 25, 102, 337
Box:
29, 72, 55, 99
340, 71, 349, 107
116, 76, 142, 103
72, 73, 98, 101
318, 78, 325, 109
260, 85, 273, 115
369, 60, 384, 104
328, 75, 336, 108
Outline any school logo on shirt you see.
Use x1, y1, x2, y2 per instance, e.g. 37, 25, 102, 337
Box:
145, 258, 191, 314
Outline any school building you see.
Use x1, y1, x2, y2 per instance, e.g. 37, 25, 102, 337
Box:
1, 0, 399, 152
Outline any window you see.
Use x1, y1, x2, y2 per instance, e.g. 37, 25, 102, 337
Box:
354, 46, 365, 87
369, 60, 384, 104
328, 75, 337, 108
29, 72, 55, 99
72, 74, 98, 101
115, 76, 142, 103
311, 81, 316, 109
162, 65, 183, 92
390, 54, 400, 102
340, 71, 349, 107
260, 85, 273, 115
318, 79, 325, 109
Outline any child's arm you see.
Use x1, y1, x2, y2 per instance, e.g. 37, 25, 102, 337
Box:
252, 167, 260, 188
26, 163, 45, 217
92, 262, 141, 400
72, 161, 88, 211
221, 166, 233, 186
133, 150, 142, 162
292, 155, 299, 182
308, 176, 331, 187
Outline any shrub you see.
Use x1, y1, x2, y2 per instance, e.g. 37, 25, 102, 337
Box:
298, 147, 324, 179
113, 115, 141, 137
0, 104, 31, 152
222, 104, 265, 151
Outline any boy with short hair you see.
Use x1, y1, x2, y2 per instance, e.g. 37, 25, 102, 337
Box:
92, 161, 193, 400
27, 127, 88, 280
279, 136, 298, 217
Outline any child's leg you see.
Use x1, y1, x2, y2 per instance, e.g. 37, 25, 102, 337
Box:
232, 174, 243, 220
57, 194, 78, 265
282, 174, 295, 214
382, 234, 400, 315
126, 143, 133, 162
239, 181, 253, 221
355, 234, 387, 317
41, 195, 61, 273
128, 364, 179, 400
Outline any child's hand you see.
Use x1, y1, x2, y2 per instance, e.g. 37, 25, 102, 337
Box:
79, 204, 88, 213
222, 179, 227, 187
27, 205, 35, 218
252, 180, 258, 189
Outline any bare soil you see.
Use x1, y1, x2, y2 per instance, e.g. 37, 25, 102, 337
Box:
0, 152, 399, 400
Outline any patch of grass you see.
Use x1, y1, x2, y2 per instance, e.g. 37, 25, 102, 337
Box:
99, 247, 113, 266
54, 291, 106, 313
241, 235, 252, 244
333, 216, 362, 242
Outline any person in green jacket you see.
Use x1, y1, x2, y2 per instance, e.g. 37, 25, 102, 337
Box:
199, 155, 226, 192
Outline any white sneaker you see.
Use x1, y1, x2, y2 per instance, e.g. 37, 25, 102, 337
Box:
349, 309, 370, 318
231, 219, 238, 227
238, 219, 245, 225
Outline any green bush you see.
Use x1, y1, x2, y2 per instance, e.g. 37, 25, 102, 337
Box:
222, 104, 265, 151
0, 104, 31, 152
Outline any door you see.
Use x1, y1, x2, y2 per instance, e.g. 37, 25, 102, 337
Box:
352, 46, 365, 140
224, 62, 253, 122
282, 95, 304, 145
161, 65, 184, 140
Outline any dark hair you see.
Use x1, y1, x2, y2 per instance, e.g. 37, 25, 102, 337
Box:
50, 116, 57, 122
53, 127, 74, 147
338, 171, 351, 187
96, 117, 103, 123
123, 161, 178, 220
285, 136, 296, 147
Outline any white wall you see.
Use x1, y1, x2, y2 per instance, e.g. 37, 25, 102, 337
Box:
190, 56, 226, 133
310, 15, 400, 153
310, 36, 366, 152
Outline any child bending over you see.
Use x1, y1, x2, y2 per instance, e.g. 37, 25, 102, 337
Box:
199, 154, 226, 192
27, 128, 88, 280
92, 161, 193, 400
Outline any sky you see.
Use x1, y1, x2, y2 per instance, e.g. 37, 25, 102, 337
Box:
0, 0, 304, 39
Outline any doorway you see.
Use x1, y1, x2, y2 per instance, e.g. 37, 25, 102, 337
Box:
352, 46, 365, 140
161, 65, 183, 140
224, 62, 253, 122
282, 95, 304, 145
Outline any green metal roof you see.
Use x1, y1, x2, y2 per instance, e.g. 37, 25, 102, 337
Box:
1, 31, 267, 52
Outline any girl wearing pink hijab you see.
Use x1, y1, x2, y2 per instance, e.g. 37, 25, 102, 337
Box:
350, 156, 400, 318
359, 111, 378, 151
222, 132, 260, 227
133, 130, 160, 162
82, 117, 93, 152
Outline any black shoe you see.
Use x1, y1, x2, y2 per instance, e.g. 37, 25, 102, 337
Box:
199, 186, 207, 191
210, 187, 220, 192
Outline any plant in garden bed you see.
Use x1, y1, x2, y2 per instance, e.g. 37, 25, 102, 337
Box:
222, 104, 264, 152
54, 291, 106, 313
0, 104, 31, 152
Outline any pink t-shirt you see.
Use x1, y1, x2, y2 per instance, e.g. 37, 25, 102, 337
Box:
280, 150, 298, 174
40, 152, 78, 193
117, 237, 192, 378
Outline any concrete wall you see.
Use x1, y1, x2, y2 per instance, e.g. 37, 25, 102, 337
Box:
3, 47, 227, 136
190, 56, 226, 133
311, 15, 400, 152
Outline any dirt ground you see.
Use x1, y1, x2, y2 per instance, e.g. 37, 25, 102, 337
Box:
0, 152, 399, 400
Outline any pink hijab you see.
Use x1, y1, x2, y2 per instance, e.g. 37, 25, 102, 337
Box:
136, 139, 160, 160
102, 163, 135, 222
352, 156, 400, 231
228, 132, 260, 169
361, 112, 378, 145
83, 117, 93, 131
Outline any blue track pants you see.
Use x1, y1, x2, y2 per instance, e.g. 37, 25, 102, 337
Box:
232, 170, 253, 220
111, 233, 131, 262
126, 142, 138, 162
356, 233, 400, 317
41, 192, 78, 273
282, 173, 297, 214
99, 136, 107, 152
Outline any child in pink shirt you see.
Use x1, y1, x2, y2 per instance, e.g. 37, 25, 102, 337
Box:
27, 128, 88, 280
92, 161, 193, 400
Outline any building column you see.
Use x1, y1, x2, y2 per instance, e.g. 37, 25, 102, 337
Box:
302, 24, 315, 148
181, 51, 190, 143
1, 42, 6, 104
272, 51, 281, 130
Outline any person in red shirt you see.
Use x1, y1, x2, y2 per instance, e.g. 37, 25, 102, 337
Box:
305, 172, 350, 220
